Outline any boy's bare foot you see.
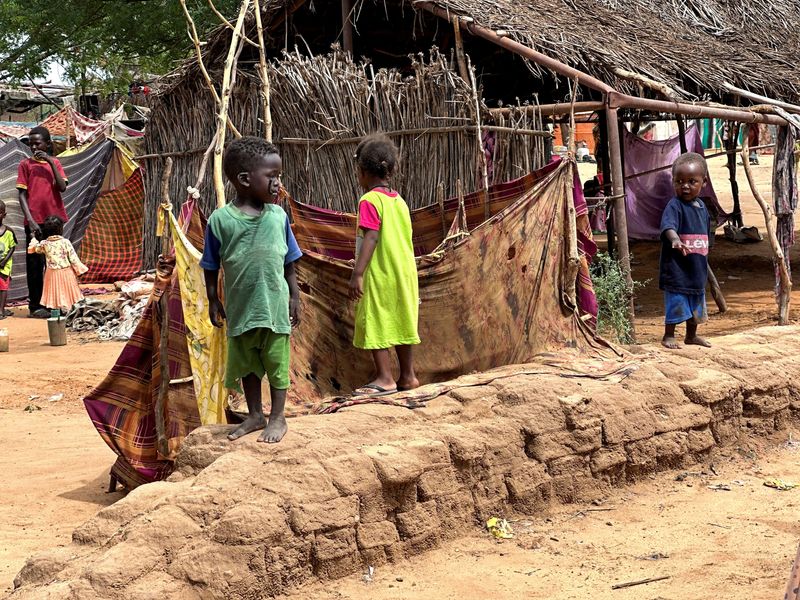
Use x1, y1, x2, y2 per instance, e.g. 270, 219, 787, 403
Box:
228, 415, 267, 441
661, 336, 681, 349
258, 415, 288, 443
685, 336, 711, 348
396, 376, 420, 392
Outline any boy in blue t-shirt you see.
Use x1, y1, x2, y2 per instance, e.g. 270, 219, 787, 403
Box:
659, 152, 712, 350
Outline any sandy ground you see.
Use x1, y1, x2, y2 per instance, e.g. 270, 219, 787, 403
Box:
0, 316, 126, 593
0, 151, 797, 595
282, 433, 800, 600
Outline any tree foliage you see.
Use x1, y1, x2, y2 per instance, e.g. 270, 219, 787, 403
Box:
0, 0, 237, 92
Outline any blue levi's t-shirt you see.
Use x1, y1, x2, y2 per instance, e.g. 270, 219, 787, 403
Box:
659, 197, 711, 295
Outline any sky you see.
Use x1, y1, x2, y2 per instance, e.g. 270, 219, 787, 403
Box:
43, 62, 67, 86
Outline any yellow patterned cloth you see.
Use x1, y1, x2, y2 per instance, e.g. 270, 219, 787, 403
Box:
167, 209, 228, 425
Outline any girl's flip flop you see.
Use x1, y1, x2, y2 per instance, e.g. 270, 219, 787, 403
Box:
352, 384, 398, 397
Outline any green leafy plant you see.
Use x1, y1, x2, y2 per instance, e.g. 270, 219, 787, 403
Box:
590, 252, 647, 344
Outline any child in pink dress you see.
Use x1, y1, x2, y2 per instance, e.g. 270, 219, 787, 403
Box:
27, 215, 87, 316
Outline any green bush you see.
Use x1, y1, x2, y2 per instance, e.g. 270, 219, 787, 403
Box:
590, 252, 646, 344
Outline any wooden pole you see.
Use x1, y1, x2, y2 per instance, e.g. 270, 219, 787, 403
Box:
707, 266, 727, 313
567, 78, 578, 156
341, 0, 353, 54
179, 0, 241, 138
467, 57, 489, 220
420, 4, 614, 94
437, 182, 446, 239
451, 15, 470, 83
280, 125, 552, 146
488, 101, 605, 118
722, 82, 800, 115
608, 92, 787, 126
213, 0, 249, 208
726, 121, 743, 227
604, 106, 635, 334
155, 157, 173, 459
676, 115, 688, 154
598, 111, 615, 256
253, 0, 273, 141
193, 132, 219, 191
741, 124, 792, 325
206, 0, 258, 46
612, 66, 683, 100
65, 109, 71, 150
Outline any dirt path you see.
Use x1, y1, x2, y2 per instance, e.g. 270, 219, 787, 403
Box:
0, 314, 126, 593
0, 412, 123, 594
284, 433, 800, 600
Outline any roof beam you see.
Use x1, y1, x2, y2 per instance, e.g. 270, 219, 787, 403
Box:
488, 101, 605, 118
608, 92, 787, 126
721, 83, 800, 115
415, 1, 615, 95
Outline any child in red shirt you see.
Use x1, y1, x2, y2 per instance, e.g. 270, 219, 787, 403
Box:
17, 126, 68, 318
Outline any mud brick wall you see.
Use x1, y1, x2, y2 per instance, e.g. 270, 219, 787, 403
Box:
11, 326, 800, 599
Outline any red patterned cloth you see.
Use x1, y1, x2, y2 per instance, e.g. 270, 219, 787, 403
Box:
40, 106, 109, 144
79, 169, 143, 283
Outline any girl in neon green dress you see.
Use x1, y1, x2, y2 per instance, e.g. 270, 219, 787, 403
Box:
348, 135, 420, 396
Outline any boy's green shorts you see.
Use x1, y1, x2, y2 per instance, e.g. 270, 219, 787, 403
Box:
225, 328, 290, 391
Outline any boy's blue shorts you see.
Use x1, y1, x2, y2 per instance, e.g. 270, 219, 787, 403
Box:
664, 291, 707, 325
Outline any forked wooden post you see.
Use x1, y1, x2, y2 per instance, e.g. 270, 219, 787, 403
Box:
179, 0, 241, 138
466, 57, 489, 220
451, 16, 470, 83
741, 123, 792, 324
725, 121, 743, 227
676, 115, 688, 153
212, 0, 249, 208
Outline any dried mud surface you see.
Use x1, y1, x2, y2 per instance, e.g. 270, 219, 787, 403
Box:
7, 326, 800, 599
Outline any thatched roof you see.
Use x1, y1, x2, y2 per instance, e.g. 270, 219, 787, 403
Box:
164, 0, 800, 103
427, 0, 800, 101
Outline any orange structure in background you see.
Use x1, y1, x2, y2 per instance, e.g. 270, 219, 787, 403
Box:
554, 122, 596, 153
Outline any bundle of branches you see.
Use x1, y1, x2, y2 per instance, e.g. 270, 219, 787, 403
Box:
141, 47, 545, 265
271, 47, 545, 212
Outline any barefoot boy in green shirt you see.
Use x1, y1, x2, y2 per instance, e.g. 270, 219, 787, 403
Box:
200, 137, 302, 443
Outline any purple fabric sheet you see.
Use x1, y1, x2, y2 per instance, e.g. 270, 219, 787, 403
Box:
624, 124, 725, 240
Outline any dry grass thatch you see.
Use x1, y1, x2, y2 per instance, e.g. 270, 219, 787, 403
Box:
428, 0, 800, 101
142, 48, 545, 265
161, 0, 800, 104
142, 0, 800, 263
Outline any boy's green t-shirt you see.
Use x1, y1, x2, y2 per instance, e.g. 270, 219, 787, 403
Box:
206, 204, 292, 338
0, 228, 16, 277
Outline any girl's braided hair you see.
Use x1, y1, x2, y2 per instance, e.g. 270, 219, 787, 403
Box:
355, 134, 398, 179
